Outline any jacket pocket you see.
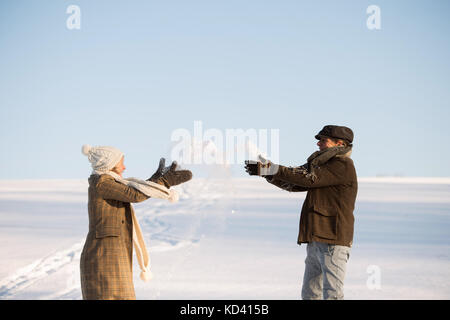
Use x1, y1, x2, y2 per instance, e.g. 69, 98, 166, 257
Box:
95, 208, 122, 238
312, 205, 337, 240
95, 226, 120, 238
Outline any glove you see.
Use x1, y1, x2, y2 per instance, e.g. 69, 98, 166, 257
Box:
147, 158, 167, 183
244, 155, 278, 177
161, 161, 193, 188
244, 160, 259, 175
148, 158, 192, 188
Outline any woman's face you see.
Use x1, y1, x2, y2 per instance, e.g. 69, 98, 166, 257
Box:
112, 156, 126, 177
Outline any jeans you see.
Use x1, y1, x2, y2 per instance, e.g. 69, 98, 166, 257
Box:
301, 241, 351, 300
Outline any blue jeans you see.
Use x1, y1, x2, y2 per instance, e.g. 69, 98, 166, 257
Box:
301, 241, 351, 300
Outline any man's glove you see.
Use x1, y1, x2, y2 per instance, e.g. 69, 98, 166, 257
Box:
148, 158, 192, 188
244, 155, 279, 177
244, 160, 259, 175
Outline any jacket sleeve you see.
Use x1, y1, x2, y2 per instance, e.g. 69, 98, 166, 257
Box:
96, 176, 150, 203
272, 159, 352, 188
265, 176, 308, 192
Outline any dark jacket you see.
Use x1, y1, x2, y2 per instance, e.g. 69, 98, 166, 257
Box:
267, 146, 357, 247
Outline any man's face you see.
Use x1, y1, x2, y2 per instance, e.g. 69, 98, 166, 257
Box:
317, 136, 340, 151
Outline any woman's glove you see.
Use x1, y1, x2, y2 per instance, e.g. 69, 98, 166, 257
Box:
147, 158, 168, 183
148, 158, 192, 188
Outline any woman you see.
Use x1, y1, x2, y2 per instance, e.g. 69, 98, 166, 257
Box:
80, 144, 192, 300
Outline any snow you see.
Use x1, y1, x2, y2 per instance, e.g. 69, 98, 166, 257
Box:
0, 177, 449, 300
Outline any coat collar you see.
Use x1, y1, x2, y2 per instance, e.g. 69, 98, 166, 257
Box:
307, 145, 352, 167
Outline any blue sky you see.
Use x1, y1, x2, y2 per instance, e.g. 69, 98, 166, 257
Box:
1, 0, 449, 179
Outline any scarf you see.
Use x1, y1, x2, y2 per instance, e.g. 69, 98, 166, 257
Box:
307, 145, 352, 167
297, 146, 353, 182
97, 170, 179, 282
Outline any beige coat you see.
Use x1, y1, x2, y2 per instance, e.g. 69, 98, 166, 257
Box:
80, 174, 149, 300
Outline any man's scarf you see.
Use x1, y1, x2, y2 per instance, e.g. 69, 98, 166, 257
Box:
295, 146, 353, 182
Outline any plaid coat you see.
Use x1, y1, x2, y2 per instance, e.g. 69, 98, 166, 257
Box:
80, 174, 149, 300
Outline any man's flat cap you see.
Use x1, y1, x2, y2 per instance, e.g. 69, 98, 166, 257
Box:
315, 125, 354, 144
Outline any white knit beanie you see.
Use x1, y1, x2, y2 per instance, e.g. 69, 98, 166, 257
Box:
82, 144, 124, 174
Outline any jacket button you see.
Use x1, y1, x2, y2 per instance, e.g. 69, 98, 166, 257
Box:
121, 220, 125, 224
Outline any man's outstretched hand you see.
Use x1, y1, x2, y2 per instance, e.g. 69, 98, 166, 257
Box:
244, 155, 278, 177
244, 160, 260, 175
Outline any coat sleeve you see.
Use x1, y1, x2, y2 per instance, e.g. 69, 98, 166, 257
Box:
265, 176, 308, 192
96, 176, 150, 203
272, 158, 352, 188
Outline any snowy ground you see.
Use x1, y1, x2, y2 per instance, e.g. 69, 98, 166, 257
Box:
0, 176, 449, 300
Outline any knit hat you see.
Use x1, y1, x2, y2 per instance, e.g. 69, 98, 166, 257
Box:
82, 144, 124, 173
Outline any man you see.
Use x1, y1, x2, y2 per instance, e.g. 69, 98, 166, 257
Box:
244, 125, 357, 300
